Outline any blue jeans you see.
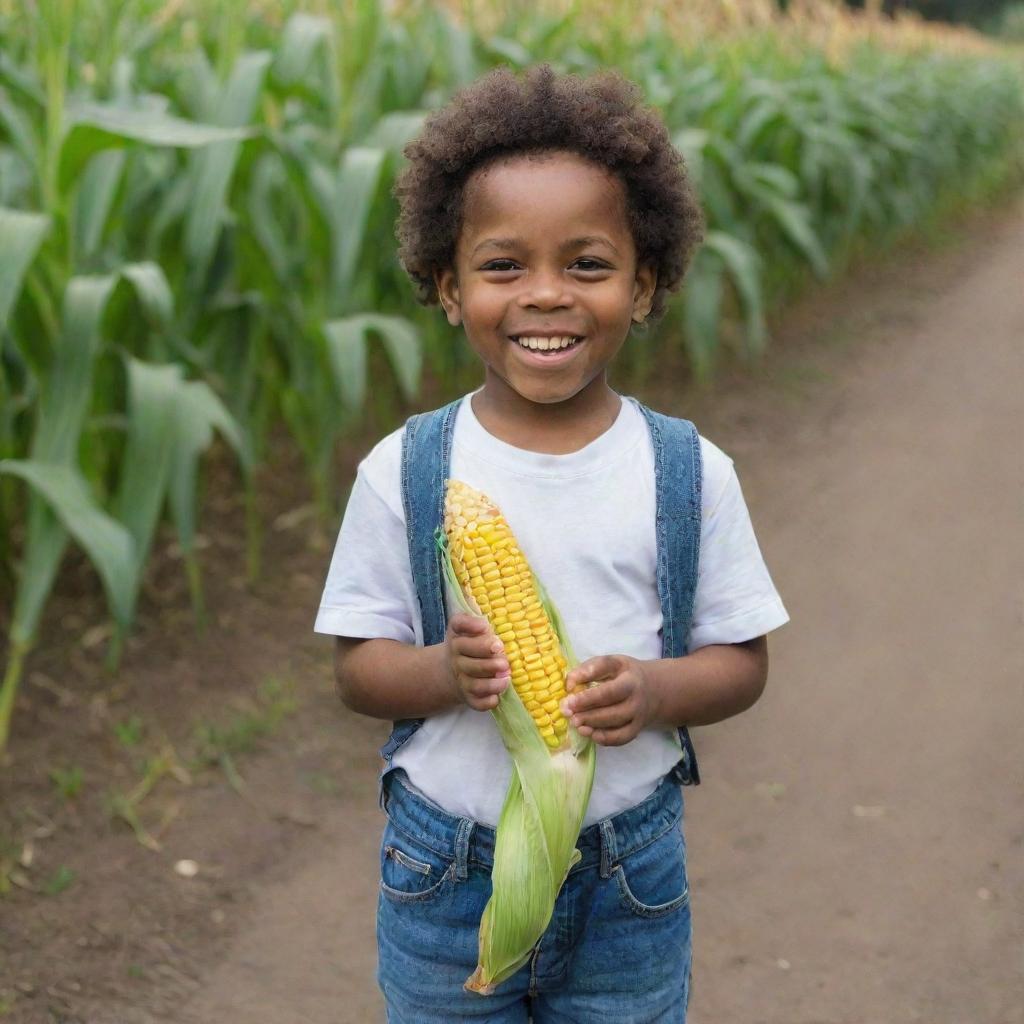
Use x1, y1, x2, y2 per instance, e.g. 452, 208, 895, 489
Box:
377, 770, 692, 1022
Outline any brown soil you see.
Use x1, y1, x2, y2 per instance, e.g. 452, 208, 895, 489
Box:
2, 196, 1022, 1024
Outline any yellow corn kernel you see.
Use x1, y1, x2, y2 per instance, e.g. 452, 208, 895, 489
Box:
444, 479, 573, 751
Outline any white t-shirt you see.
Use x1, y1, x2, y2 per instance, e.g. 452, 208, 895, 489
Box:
314, 393, 788, 826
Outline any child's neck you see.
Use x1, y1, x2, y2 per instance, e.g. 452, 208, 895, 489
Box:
471, 378, 621, 455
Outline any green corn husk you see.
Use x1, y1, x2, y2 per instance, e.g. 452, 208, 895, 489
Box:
436, 527, 596, 995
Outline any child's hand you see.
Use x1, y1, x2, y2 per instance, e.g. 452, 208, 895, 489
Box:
445, 612, 510, 712
560, 655, 659, 746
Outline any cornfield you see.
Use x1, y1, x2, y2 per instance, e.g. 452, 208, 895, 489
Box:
1, 0, 1022, 748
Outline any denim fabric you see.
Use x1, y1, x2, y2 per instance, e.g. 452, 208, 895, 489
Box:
379, 399, 462, 768
387, 394, 702, 785
629, 399, 702, 784
377, 770, 691, 1023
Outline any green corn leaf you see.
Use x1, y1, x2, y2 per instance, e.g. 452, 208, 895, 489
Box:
702, 230, 767, 358
323, 319, 367, 413
273, 14, 332, 88
0, 460, 136, 629
112, 360, 182, 594
7, 265, 165, 649
4, 273, 119, 651
483, 37, 533, 69
671, 128, 709, 188
183, 51, 272, 281
736, 98, 785, 153
119, 262, 174, 332
682, 248, 724, 382
74, 149, 127, 261
0, 88, 40, 175
323, 313, 422, 413
745, 161, 800, 200
32, 274, 119, 461
298, 154, 336, 226
762, 194, 829, 278
168, 378, 251, 561
247, 152, 294, 284
59, 102, 254, 193
0, 52, 43, 106
434, 13, 479, 87
0, 207, 50, 329
145, 169, 192, 255
0, 149, 30, 207
329, 147, 388, 315
359, 111, 428, 158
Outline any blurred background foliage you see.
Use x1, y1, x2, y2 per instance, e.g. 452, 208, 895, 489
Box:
0, 0, 1022, 748
841, 0, 1023, 30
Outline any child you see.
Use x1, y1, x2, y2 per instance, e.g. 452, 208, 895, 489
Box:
315, 64, 788, 1022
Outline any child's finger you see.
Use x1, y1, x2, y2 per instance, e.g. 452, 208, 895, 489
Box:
463, 675, 508, 710
565, 655, 618, 692
452, 630, 505, 661
569, 701, 633, 731
561, 676, 628, 717
456, 654, 510, 679
464, 674, 508, 697
578, 723, 636, 748
448, 612, 490, 637
466, 691, 502, 711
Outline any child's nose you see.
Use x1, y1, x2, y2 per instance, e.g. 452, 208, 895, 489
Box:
517, 268, 573, 310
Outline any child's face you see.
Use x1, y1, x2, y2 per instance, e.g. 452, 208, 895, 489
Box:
435, 151, 655, 409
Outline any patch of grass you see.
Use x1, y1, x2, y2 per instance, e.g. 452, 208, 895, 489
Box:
48, 764, 83, 801
113, 715, 145, 748
42, 865, 75, 895
106, 744, 191, 851
190, 675, 298, 791
304, 772, 340, 797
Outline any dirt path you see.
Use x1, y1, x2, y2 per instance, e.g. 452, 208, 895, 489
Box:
172, 199, 1024, 1024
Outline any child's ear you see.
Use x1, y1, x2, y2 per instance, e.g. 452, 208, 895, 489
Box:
632, 264, 657, 324
434, 267, 463, 327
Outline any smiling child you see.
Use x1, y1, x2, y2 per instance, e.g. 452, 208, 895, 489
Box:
315, 64, 788, 1023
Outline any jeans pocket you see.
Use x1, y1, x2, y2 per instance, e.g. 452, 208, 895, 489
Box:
379, 823, 455, 904
614, 826, 690, 919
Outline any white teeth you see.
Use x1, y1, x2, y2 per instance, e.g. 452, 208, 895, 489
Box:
515, 335, 579, 351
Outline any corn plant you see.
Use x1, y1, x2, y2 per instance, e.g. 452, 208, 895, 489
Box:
0, 1, 432, 748
1, 0, 1022, 751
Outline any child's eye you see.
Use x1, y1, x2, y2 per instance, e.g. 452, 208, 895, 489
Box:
481, 259, 518, 272
572, 258, 606, 272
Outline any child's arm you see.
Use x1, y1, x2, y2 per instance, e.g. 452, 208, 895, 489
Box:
560, 637, 768, 747
335, 612, 512, 720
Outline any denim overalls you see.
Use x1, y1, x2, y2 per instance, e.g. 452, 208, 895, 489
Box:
376, 394, 702, 1023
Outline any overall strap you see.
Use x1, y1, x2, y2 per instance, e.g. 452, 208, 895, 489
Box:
628, 398, 703, 785
378, 398, 460, 768
401, 398, 461, 645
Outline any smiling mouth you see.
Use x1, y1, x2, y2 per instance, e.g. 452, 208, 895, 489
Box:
510, 335, 583, 353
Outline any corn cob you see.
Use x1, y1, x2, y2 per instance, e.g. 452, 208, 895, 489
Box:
437, 479, 596, 996
443, 479, 570, 750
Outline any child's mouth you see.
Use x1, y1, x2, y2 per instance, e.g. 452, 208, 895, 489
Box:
510, 335, 583, 357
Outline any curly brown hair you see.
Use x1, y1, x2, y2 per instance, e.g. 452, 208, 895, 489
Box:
394, 63, 704, 323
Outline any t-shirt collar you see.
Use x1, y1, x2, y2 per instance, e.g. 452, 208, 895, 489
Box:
455, 389, 639, 479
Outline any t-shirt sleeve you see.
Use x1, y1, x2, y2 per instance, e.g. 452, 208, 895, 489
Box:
312, 464, 418, 644
688, 449, 789, 650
